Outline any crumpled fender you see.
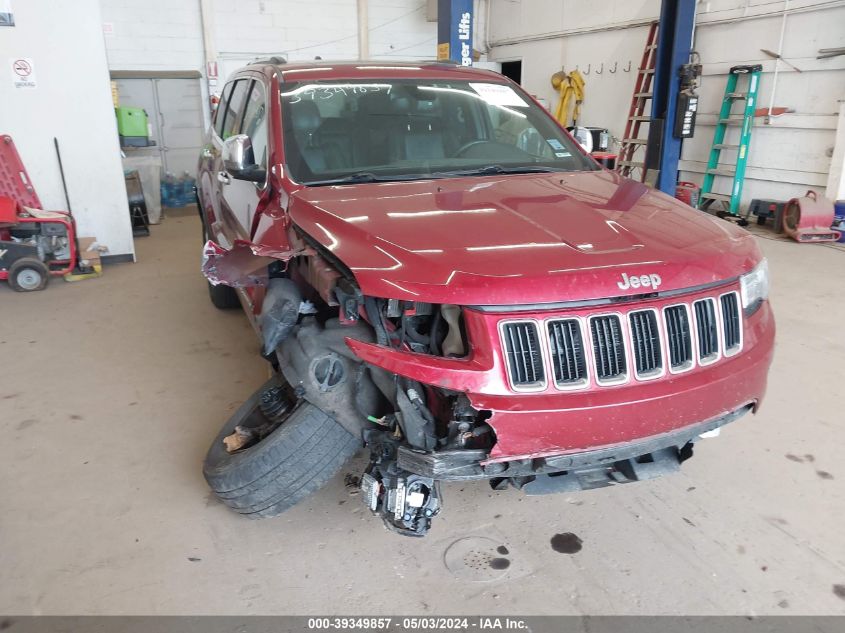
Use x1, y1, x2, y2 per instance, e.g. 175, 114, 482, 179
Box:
344, 338, 504, 394
201, 239, 296, 287
343, 306, 507, 394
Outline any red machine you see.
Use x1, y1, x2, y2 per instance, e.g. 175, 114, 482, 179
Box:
0, 135, 79, 291
782, 190, 842, 243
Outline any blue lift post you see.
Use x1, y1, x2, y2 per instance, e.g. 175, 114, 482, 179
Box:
437, 0, 474, 66
650, 0, 697, 194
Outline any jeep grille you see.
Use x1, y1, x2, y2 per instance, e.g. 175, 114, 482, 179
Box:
664, 305, 693, 369
547, 319, 587, 386
721, 293, 741, 352
501, 321, 545, 389
590, 315, 627, 382
629, 310, 662, 377
497, 288, 744, 392
694, 299, 719, 361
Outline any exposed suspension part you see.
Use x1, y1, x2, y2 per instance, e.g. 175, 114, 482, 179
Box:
259, 384, 292, 423
360, 427, 441, 537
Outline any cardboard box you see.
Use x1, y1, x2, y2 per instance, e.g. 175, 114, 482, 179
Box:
77, 237, 103, 270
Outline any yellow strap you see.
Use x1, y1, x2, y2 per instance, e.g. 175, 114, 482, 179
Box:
569, 70, 585, 125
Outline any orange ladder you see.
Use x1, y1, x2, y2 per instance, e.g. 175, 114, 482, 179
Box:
616, 22, 659, 182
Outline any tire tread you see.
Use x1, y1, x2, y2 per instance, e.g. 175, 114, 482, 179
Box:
203, 397, 360, 518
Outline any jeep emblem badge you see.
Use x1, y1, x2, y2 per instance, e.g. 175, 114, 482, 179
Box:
617, 272, 662, 291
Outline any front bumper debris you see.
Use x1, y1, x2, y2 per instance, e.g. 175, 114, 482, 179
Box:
396, 403, 753, 487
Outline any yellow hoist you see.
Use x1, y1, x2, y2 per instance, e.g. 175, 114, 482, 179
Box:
551, 69, 585, 127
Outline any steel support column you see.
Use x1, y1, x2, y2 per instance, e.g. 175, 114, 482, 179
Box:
437, 0, 474, 66
650, 0, 697, 194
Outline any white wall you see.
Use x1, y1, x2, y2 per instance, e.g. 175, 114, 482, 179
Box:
0, 0, 135, 257
686, 2, 845, 203
484, 0, 845, 208
213, 0, 436, 73
99, 0, 210, 128
482, 0, 657, 125
99, 0, 438, 119
99, 0, 205, 71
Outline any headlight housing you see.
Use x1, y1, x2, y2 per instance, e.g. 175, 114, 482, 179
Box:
739, 258, 769, 315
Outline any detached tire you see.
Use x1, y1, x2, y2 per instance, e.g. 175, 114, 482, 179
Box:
9, 257, 49, 292
203, 376, 360, 518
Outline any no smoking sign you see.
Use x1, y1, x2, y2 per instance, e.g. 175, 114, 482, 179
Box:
13, 58, 31, 75
10, 57, 36, 88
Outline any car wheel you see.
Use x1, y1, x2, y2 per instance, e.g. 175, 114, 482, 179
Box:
203, 376, 360, 518
208, 280, 241, 309
8, 257, 49, 292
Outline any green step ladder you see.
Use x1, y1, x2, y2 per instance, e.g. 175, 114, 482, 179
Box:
698, 64, 763, 218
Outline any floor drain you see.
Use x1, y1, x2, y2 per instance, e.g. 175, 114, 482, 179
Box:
443, 536, 510, 582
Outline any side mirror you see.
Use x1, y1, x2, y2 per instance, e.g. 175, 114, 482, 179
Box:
222, 134, 266, 182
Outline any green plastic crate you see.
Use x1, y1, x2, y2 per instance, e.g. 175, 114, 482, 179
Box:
115, 106, 148, 139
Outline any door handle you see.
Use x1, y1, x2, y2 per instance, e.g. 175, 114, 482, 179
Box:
217, 171, 230, 185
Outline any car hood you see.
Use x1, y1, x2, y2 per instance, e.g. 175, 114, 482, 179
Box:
288, 170, 760, 306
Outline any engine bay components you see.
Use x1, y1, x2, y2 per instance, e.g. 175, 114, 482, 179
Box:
359, 426, 441, 537
360, 470, 440, 537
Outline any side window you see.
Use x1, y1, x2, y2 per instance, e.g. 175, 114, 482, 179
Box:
241, 80, 268, 170
213, 82, 234, 138
221, 79, 250, 140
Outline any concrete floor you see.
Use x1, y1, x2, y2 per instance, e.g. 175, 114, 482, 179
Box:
1, 214, 844, 616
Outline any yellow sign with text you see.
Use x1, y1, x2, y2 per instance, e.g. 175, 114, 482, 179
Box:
437, 42, 450, 61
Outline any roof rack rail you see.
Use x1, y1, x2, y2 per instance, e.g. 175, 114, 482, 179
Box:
252, 55, 287, 65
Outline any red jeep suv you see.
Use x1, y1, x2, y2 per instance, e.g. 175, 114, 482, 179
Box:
197, 60, 774, 537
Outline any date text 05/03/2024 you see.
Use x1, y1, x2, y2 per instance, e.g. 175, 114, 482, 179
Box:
306, 617, 529, 630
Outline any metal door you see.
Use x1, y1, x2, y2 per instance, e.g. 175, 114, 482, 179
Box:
115, 78, 204, 176
154, 78, 205, 176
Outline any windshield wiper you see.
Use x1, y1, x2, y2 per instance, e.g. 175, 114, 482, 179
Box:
307, 171, 444, 186
306, 165, 563, 186
306, 172, 385, 186
438, 164, 564, 178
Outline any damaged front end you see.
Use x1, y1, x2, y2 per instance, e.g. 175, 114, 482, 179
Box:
202, 236, 764, 538
203, 237, 499, 535
248, 281, 725, 537
271, 290, 499, 537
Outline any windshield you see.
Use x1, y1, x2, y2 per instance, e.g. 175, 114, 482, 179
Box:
280, 79, 596, 185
